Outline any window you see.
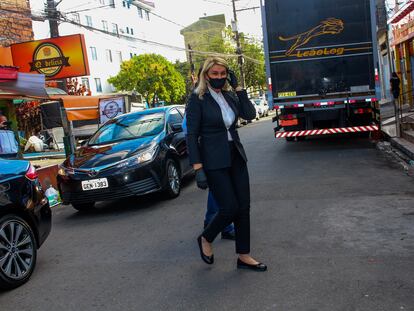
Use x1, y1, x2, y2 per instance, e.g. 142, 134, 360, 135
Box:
122, 1, 126, 6
112, 23, 118, 35
106, 49, 112, 62
167, 109, 183, 126
85, 15, 93, 27
145, 10, 150, 21
126, 27, 129, 34
130, 28, 134, 35
90, 47, 97, 60
108, 0, 115, 8
116, 51, 122, 63
81, 78, 90, 89
99, 0, 105, 4
102, 20, 109, 32
122, 1, 130, 8
95, 78, 102, 93
130, 52, 133, 58
137, 7, 143, 18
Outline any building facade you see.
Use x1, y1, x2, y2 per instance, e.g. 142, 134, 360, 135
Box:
31, 0, 162, 95
180, 14, 226, 67
0, 0, 34, 47
388, 0, 414, 107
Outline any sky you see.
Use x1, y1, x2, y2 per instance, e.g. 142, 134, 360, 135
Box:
148, 0, 264, 61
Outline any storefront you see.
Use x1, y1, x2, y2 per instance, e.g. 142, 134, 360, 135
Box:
390, 1, 414, 107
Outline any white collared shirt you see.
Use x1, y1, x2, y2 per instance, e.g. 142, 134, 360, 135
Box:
208, 87, 235, 141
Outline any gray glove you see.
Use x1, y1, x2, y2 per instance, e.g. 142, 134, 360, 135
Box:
195, 168, 208, 190
227, 70, 238, 89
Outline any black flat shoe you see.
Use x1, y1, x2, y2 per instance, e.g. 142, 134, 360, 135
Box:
197, 235, 214, 265
221, 231, 236, 240
237, 258, 267, 272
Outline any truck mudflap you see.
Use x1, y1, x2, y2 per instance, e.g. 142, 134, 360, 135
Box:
274, 125, 379, 138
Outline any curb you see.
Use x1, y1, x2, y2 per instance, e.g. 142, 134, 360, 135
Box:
389, 137, 414, 162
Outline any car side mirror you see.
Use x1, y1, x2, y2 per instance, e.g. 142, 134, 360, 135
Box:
170, 123, 183, 133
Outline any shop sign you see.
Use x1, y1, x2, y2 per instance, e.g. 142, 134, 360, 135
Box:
10, 34, 90, 80
392, 18, 414, 46
99, 97, 125, 124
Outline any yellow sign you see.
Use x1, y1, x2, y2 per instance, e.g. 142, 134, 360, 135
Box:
278, 92, 297, 97
30, 43, 70, 77
279, 18, 344, 56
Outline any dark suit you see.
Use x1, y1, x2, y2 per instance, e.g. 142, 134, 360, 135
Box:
186, 89, 256, 254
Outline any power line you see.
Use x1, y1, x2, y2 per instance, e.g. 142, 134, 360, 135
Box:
56, 15, 263, 64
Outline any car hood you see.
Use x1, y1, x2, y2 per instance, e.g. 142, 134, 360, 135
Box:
0, 159, 29, 181
65, 136, 157, 170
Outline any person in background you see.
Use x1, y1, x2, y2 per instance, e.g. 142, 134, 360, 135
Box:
186, 57, 267, 271
0, 110, 8, 130
390, 72, 401, 100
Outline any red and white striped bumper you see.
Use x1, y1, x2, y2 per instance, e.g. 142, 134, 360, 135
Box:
275, 125, 379, 138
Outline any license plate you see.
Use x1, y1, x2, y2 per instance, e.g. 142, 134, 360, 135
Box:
81, 178, 109, 191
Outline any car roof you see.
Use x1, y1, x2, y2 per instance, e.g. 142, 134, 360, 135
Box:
120, 105, 184, 118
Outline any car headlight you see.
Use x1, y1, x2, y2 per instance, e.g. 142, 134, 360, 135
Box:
57, 166, 67, 176
136, 144, 158, 164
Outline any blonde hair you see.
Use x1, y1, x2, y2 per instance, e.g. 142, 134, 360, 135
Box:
194, 57, 231, 99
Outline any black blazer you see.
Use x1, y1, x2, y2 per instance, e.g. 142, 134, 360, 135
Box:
186, 89, 256, 170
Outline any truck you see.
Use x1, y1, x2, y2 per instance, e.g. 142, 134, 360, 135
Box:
260, 0, 380, 141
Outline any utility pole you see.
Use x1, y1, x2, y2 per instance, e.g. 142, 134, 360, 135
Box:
231, 0, 245, 88
46, 0, 59, 38
188, 44, 196, 88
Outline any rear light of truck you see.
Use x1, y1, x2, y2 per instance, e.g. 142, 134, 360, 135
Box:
25, 164, 38, 181
280, 119, 298, 126
279, 114, 297, 120
353, 108, 372, 114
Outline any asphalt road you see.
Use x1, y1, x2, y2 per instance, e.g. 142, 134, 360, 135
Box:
1, 117, 414, 311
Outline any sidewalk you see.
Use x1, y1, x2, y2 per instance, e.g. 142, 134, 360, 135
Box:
380, 99, 414, 162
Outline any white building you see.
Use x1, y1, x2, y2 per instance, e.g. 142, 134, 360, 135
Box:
30, 0, 181, 95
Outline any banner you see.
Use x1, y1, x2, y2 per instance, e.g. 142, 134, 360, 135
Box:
99, 97, 125, 124
10, 34, 90, 80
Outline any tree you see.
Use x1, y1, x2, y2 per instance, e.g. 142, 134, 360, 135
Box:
108, 54, 186, 106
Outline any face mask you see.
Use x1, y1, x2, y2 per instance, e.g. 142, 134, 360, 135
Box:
208, 77, 227, 89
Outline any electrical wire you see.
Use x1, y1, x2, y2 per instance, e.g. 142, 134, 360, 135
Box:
56, 15, 264, 64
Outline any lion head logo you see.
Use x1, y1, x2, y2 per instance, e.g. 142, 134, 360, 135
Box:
279, 18, 344, 56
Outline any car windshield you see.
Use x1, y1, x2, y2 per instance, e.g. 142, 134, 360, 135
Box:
88, 112, 165, 145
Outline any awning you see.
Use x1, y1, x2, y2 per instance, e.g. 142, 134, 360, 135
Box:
389, 0, 414, 24
49, 95, 116, 121
0, 72, 48, 98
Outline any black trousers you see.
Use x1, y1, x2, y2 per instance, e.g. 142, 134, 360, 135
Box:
202, 142, 251, 254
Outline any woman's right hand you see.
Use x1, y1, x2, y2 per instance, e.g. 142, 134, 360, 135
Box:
195, 167, 208, 190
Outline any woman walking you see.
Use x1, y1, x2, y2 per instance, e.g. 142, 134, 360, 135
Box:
186, 57, 267, 271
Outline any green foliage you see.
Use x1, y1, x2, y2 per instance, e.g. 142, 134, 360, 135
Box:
108, 54, 186, 106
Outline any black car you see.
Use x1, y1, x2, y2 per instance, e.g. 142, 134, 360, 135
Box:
57, 106, 193, 211
0, 159, 52, 290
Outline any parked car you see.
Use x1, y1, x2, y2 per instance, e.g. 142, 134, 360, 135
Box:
252, 98, 269, 118
0, 159, 51, 290
57, 106, 193, 211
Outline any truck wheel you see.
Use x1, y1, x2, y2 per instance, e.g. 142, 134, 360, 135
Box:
285, 137, 295, 142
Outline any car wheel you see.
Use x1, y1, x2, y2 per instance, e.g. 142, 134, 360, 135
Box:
0, 215, 37, 290
72, 202, 95, 212
164, 159, 181, 199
